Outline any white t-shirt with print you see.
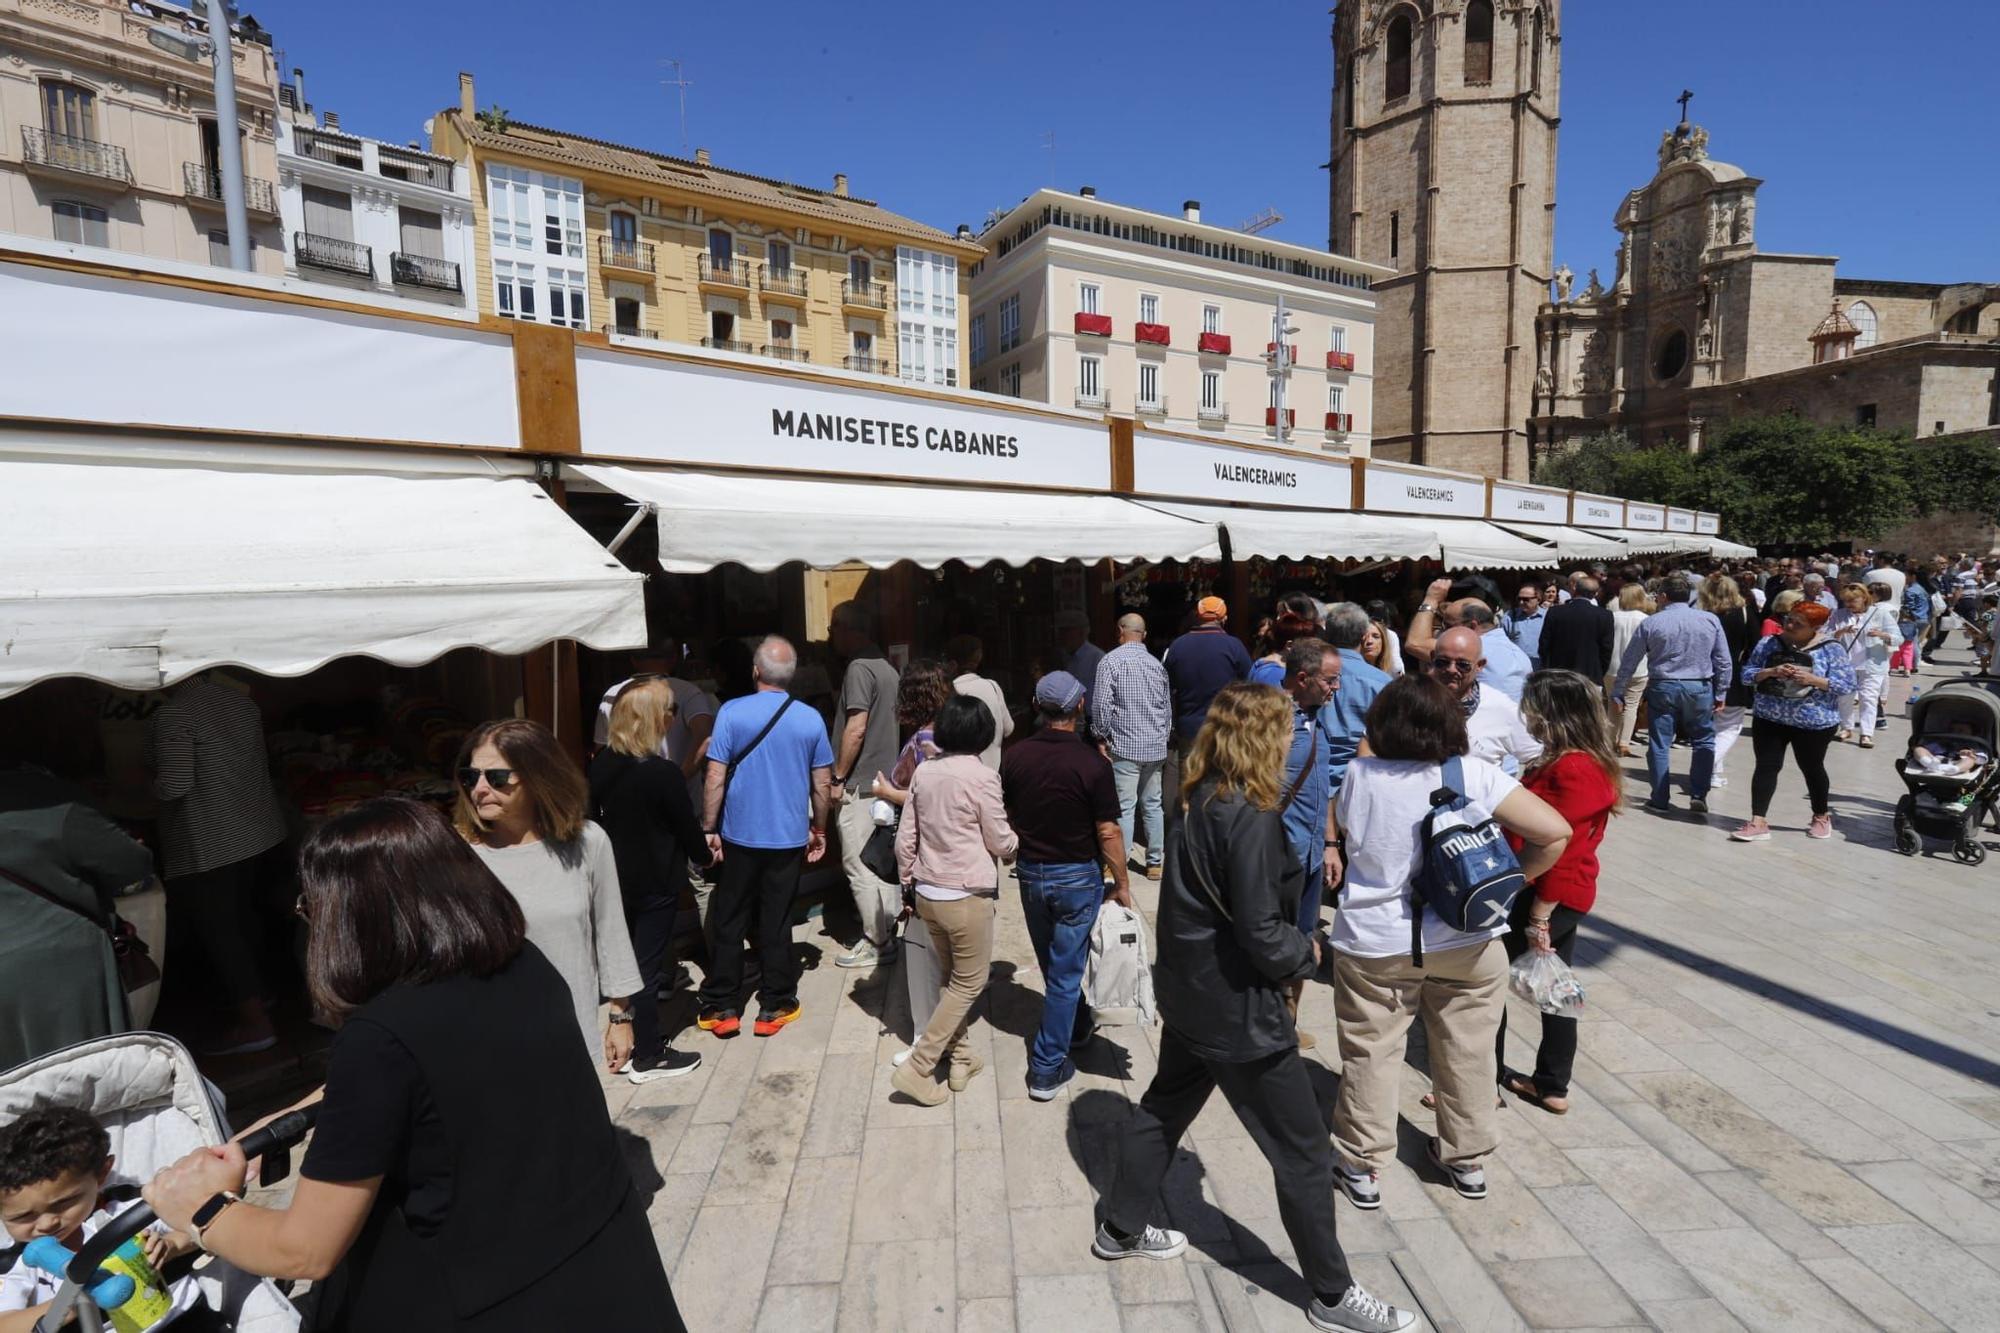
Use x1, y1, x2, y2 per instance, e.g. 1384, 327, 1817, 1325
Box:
1333, 756, 1521, 959
0, 1197, 202, 1327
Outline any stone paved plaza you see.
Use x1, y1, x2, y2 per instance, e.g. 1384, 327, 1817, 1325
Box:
609, 649, 2000, 1333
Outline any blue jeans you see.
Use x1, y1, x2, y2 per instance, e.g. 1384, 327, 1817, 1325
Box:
1016, 860, 1104, 1084
1111, 755, 1165, 868
1643, 678, 1715, 805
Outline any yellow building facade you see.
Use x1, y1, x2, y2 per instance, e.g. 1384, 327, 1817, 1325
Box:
432, 74, 981, 385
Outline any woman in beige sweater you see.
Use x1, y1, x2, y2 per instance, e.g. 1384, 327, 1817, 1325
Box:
891, 693, 1018, 1106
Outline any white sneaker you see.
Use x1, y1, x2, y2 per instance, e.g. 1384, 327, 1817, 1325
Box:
1091, 1221, 1187, 1261
836, 939, 882, 969
1309, 1284, 1417, 1332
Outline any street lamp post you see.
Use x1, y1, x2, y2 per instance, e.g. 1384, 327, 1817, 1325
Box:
204, 0, 250, 272
1267, 294, 1299, 445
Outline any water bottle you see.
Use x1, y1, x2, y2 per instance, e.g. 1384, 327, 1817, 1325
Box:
1908, 684, 1922, 718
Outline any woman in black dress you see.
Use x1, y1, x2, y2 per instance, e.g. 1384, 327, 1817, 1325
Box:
1700, 572, 1760, 789
144, 798, 682, 1332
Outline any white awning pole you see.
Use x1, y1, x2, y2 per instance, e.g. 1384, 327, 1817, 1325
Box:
606, 502, 657, 555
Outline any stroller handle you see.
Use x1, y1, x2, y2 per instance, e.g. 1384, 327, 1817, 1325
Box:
63, 1107, 319, 1285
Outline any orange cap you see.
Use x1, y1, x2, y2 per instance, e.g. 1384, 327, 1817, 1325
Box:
1197, 595, 1228, 621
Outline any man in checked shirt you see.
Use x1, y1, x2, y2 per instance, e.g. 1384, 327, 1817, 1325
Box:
1090, 614, 1172, 881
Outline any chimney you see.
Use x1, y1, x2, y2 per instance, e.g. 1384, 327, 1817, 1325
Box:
1079, 184, 1096, 198
1183, 199, 1201, 222
291, 66, 305, 115
955, 224, 973, 241
833, 173, 848, 198
695, 146, 711, 165
458, 72, 475, 117
323, 110, 340, 131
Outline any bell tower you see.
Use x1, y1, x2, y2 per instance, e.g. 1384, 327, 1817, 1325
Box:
1329, 0, 1561, 477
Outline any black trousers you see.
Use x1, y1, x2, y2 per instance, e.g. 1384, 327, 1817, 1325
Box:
698, 843, 803, 1012
1099, 1027, 1354, 1301
625, 885, 681, 1058
1499, 900, 1584, 1098
164, 844, 284, 1006
1750, 719, 1835, 818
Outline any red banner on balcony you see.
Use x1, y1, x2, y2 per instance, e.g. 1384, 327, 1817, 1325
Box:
1197, 331, 1231, 355
1074, 312, 1113, 337
1134, 321, 1171, 346
1326, 412, 1353, 431
1265, 407, 1297, 427
1327, 350, 1355, 371
1266, 342, 1298, 364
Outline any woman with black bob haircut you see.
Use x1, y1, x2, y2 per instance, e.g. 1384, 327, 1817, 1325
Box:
143, 797, 684, 1332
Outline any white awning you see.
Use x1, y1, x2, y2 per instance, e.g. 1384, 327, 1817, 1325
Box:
0, 456, 646, 696
1494, 523, 1634, 561
1434, 519, 1562, 571
1580, 527, 1681, 557
1707, 537, 1756, 558
572, 464, 1222, 572
1136, 503, 1441, 563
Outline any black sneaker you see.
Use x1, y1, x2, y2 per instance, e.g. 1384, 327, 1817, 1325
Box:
626, 1045, 702, 1084
1689, 796, 1708, 815
1090, 1221, 1187, 1261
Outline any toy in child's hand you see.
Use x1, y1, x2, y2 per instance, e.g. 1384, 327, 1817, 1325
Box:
22, 1234, 137, 1311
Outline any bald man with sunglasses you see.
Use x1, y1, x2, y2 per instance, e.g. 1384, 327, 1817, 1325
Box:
1427, 626, 1542, 777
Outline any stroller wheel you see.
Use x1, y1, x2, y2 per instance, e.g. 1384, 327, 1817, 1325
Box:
1894, 821, 1921, 856
1955, 838, 1987, 866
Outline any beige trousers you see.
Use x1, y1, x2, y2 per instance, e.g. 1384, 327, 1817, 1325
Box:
1332, 938, 1508, 1170
909, 894, 996, 1077
1607, 673, 1647, 750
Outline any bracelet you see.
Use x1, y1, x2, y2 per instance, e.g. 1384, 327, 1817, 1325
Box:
1527, 917, 1553, 928
607, 1012, 634, 1025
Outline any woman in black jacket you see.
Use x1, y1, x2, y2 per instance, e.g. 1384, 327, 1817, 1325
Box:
1699, 573, 1760, 787
1092, 683, 1414, 1333
590, 678, 712, 1082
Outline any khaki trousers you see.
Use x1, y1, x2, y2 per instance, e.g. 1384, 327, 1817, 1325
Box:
1332, 938, 1507, 1171
1606, 673, 1647, 750
909, 894, 996, 1077
837, 791, 900, 947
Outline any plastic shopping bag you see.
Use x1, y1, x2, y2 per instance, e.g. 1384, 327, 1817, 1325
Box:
1509, 950, 1586, 1017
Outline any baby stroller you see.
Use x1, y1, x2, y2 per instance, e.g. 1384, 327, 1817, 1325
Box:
0, 1032, 310, 1332
1893, 681, 2000, 865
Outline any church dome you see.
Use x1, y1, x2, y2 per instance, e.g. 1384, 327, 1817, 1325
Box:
1809, 299, 1860, 363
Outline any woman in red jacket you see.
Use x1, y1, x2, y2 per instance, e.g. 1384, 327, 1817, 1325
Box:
1498, 669, 1622, 1114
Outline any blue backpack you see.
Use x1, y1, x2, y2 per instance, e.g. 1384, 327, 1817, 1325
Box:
1409, 756, 1527, 963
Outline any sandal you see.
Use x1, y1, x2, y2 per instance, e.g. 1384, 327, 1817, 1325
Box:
1420, 1091, 1505, 1112
1501, 1071, 1570, 1115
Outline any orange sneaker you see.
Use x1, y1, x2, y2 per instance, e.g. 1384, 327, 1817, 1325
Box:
753, 1003, 802, 1037
697, 1007, 741, 1038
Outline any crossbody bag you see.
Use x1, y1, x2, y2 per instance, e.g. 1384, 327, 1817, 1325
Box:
0, 863, 160, 993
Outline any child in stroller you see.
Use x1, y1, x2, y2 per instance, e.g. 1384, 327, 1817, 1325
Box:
1895, 681, 2000, 864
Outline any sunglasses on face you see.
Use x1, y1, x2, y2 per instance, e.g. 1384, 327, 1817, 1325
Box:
1431, 656, 1478, 675
457, 767, 520, 791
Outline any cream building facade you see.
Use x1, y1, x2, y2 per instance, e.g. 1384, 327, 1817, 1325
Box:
431, 75, 982, 385
968, 189, 1385, 454
0, 0, 281, 272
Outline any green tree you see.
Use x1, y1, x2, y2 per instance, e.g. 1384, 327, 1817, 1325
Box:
1532, 430, 1700, 508
1697, 416, 1911, 548
1905, 436, 2000, 521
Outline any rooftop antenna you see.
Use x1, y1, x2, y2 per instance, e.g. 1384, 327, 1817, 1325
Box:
1239, 207, 1283, 235
1040, 129, 1056, 184
660, 59, 693, 157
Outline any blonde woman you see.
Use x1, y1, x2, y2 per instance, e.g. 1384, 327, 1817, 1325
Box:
1607, 583, 1652, 755
1093, 682, 1417, 1333
1699, 573, 1759, 786
456, 718, 641, 1073
1361, 619, 1403, 679
590, 680, 713, 1082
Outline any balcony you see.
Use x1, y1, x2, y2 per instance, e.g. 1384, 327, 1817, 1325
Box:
1137, 396, 1169, 417
1265, 343, 1298, 364
1134, 322, 1171, 347
183, 162, 277, 216
1326, 412, 1354, 432
1074, 312, 1113, 338
599, 236, 656, 274
603, 324, 658, 339
1197, 401, 1229, 423
1076, 390, 1107, 410
701, 336, 753, 354
1265, 407, 1296, 428
295, 232, 372, 278
763, 345, 810, 363
1198, 331, 1232, 355
1327, 350, 1356, 372
762, 267, 808, 302
844, 354, 891, 374
699, 255, 752, 289
291, 125, 364, 171
390, 251, 461, 292
841, 278, 889, 310
21, 127, 131, 188
375, 143, 454, 190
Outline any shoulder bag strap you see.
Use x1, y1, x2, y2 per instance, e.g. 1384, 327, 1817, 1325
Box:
718, 695, 798, 816
1282, 723, 1320, 809
0, 862, 110, 932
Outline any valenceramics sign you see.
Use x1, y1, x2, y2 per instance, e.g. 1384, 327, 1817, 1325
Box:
1130, 432, 1351, 510
1625, 503, 1666, 531
573, 349, 1113, 489
1363, 463, 1487, 518
1490, 482, 1569, 526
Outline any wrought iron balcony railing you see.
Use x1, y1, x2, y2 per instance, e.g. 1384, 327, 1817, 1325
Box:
295, 231, 372, 277
183, 162, 276, 214
22, 127, 130, 184
390, 251, 460, 292
599, 236, 656, 272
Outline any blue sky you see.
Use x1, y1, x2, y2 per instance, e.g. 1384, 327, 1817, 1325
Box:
271, 0, 1996, 284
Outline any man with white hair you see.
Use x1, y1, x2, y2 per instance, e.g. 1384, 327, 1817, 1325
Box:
1802, 573, 1837, 613
699, 635, 833, 1039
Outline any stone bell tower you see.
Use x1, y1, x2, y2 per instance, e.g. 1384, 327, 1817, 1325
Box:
1329, 0, 1561, 478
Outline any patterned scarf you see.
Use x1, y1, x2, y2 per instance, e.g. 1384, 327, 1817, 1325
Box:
1458, 681, 1482, 716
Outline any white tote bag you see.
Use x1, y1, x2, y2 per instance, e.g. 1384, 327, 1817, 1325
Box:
1083, 901, 1157, 1028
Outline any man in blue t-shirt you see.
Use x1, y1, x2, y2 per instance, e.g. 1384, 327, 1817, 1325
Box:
699, 635, 833, 1039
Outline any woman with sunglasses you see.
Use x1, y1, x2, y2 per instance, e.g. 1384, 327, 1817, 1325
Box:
1729, 602, 1856, 843
454, 719, 642, 1073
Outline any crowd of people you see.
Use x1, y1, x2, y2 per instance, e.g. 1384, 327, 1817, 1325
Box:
5, 548, 1997, 1333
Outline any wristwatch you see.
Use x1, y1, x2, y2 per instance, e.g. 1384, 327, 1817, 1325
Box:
189, 1189, 241, 1251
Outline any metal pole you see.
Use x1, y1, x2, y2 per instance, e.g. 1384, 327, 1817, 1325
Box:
204, 0, 250, 271
1273, 294, 1290, 445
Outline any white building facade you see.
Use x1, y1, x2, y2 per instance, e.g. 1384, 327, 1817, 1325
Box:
276, 112, 476, 310
968, 189, 1387, 454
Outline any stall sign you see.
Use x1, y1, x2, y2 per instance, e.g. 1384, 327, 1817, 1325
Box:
1667, 508, 1697, 533
1129, 432, 1351, 510
1696, 512, 1720, 535
575, 349, 1110, 489
1625, 503, 1666, 531
1362, 463, 1486, 518
1489, 482, 1569, 526
1572, 493, 1625, 528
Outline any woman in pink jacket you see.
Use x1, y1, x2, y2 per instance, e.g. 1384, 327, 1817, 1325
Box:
891, 693, 1018, 1106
